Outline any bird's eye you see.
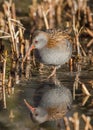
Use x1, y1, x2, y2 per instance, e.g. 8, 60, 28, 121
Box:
35, 40, 38, 43
35, 113, 38, 116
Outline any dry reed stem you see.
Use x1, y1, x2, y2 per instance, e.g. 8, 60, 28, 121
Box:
2, 1, 25, 59
75, 26, 85, 57
32, 54, 36, 66
77, 26, 87, 56
9, 0, 12, 5
81, 83, 91, 96
85, 117, 91, 130
67, 0, 72, 7
69, 58, 73, 72
48, 1, 55, 28
2, 55, 7, 109
2, 2, 9, 17
73, 26, 83, 58
0, 29, 12, 38
56, 2, 62, 26
10, 18, 25, 29
7, 75, 12, 95
13, 31, 20, 58
42, 6, 49, 29
88, 80, 93, 88
8, 18, 16, 53
75, 34, 81, 56
73, 73, 79, 99
20, 43, 24, 58
19, 28, 24, 42
79, 43, 87, 57
0, 35, 11, 39
73, 70, 91, 98
72, 0, 87, 57
0, 72, 2, 86
73, 82, 76, 100
24, 40, 30, 61
87, 39, 93, 47
11, 3, 16, 20
82, 96, 90, 106
0, 30, 11, 36
78, 81, 91, 96
78, 80, 91, 96
72, 0, 77, 33
69, 113, 93, 130
32, 0, 37, 7
69, 112, 79, 130
64, 117, 71, 130
82, 114, 93, 130
15, 73, 20, 84
87, 6, 93, 29
19, 28, 25, 58
9, 109, 15, 119
25, 61, 31, 79
85, 28, 93, 37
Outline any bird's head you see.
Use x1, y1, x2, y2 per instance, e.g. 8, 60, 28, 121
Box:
32, 31, 48, 49
23, 31, 48, 62
24, 99, 48, 124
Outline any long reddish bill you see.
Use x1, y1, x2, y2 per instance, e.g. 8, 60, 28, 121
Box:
24, 99, 35, 112
23, 45, 35, 62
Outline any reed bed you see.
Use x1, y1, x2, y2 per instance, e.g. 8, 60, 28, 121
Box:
0, 0, 93, 129
64, 112, 93, 130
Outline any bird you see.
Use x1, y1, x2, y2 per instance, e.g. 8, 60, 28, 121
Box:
24, 81, 72, 124
23, 28, 72, 78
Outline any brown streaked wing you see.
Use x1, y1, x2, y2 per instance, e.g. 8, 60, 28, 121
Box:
47, 106, 67, 120
46, 31, 71, 48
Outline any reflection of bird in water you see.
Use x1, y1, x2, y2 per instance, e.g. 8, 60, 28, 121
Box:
24, 79, 72, 124
23, 29, 72, 78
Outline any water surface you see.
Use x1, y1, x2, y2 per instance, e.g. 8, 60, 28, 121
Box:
0, 62, 93, 130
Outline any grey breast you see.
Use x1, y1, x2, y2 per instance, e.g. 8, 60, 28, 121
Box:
39, 86, 72, 110
38, 39, 72, 65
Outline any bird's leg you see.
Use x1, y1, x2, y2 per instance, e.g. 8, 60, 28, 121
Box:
47, 66, 57, 79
